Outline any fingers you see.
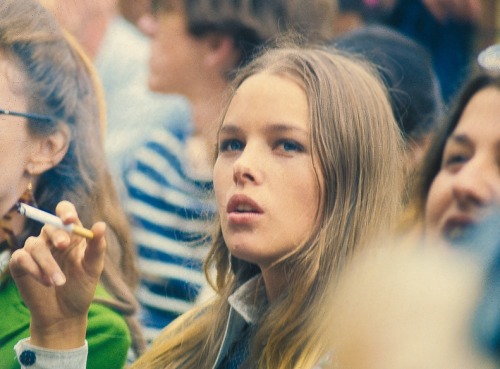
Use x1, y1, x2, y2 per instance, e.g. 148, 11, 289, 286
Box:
10, 201, 107, 287
10, 236, 66, 287
43, 200, 84, 250
55, 200, 81, 226
53, 201, 106, 275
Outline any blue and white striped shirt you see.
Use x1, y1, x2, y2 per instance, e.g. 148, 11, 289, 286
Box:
124, 126, 216, 343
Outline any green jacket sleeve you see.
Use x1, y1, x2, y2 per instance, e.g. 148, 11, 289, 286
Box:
0, 278, 131, 369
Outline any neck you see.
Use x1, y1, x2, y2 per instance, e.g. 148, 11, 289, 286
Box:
260, 265, 287, 303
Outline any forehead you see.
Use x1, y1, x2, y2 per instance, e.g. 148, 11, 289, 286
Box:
223, 72, 309, 129
454, 87, 500, 134
0, 56, 28, 104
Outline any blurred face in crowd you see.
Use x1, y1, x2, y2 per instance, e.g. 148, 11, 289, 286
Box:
425, 87, 500, 245
213, 72, 322, 274
144, 0, 213, 99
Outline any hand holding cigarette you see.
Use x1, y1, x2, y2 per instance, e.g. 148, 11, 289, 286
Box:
16, 202, 94, 239
9, 201, 107, 349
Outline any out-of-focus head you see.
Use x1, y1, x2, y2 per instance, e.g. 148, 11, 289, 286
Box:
418, 74, 500, 247
178, 0, 335, 64
334, 25, 443, 148
150, 0, 336, 46
142, 0, 337, 95
0, 0, 106, 228
326, 244, 497, 369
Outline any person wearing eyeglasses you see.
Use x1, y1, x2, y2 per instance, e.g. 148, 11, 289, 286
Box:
0, 1, 146, 368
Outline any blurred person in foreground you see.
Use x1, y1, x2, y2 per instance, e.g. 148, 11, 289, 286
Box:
324, 243, 497, 369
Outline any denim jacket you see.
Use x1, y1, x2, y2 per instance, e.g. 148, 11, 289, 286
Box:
212, 275, 266, 369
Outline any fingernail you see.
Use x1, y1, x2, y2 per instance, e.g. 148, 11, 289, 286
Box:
52, 272, 66, 286
61, 212, 76, 222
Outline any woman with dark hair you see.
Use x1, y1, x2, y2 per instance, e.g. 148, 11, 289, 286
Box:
0, 0, 144, 367
408, 72, 500, 246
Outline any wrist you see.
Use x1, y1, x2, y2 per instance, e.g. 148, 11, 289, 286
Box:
30, 316, 87, 349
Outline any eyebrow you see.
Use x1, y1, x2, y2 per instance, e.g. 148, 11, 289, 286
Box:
447, 133, 472, 147
219, 123, 309, 136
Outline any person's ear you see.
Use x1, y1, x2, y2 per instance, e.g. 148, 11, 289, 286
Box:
203, 34, 240, 74
26, 126, 71, 176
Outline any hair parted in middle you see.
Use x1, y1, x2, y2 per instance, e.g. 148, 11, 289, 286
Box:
131, 45, 404, 369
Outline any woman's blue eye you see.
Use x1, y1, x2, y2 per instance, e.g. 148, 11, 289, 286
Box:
220, 139, 243, 152
278, 140, 304, 152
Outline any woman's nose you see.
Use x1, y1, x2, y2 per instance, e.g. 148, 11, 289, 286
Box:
232, 147, 262, 186
452, 160, 497, 208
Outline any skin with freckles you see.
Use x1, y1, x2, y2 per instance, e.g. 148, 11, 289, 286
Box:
424, 87, 500, 244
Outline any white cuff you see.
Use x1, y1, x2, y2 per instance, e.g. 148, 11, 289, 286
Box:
14, 338, 88, 369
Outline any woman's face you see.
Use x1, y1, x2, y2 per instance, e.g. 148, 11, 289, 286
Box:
425, 87, 500, 245
145, 0, 211, 97
213, 72, 322, 272
0, 59, 36, 216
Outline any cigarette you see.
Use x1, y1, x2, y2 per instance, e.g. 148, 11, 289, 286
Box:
16, 202, 94, 239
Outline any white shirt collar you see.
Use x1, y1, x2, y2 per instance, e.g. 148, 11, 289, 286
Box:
227, 275, 267, 324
